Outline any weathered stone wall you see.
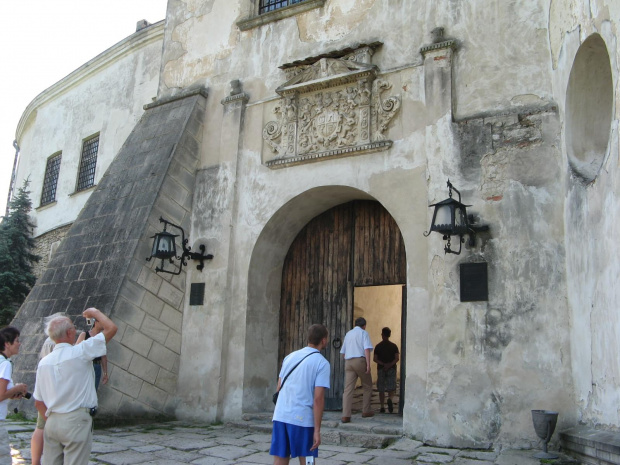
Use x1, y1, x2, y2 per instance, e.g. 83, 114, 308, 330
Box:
32, 223, 72, 279
11, 91, 207, 420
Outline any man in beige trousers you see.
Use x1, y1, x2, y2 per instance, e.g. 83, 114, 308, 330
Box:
34, 308, 117, 465
340, 317, 374, 423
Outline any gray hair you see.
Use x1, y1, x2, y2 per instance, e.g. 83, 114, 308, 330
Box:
43, 313, 67, 336
46, 316, 73, 343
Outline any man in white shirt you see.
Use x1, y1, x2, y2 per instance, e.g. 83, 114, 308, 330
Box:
271, 324, 330, 465
34, 308, 117, 465
340, 317, 373, 422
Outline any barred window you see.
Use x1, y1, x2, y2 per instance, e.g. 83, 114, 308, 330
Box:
76, 135, 99, 192
260, 0, 308, 14
40, 152, 62, 206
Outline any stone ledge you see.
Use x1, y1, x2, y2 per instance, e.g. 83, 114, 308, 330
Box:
265, 140, 392, 169
560, 426, 620, 465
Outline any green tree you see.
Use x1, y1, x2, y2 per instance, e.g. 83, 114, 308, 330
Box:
0, 180, 40, 325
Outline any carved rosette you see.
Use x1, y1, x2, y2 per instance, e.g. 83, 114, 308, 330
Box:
263, 46, 400, 168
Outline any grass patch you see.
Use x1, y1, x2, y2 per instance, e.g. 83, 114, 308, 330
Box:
6, 411, 34, 422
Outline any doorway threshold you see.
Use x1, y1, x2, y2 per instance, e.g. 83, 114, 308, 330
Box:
230, 411, 403, 448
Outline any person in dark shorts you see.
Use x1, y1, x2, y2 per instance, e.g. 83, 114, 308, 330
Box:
373, 327, 399, 413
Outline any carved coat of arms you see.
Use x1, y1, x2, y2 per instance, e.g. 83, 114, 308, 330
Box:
262, 45, 401, 168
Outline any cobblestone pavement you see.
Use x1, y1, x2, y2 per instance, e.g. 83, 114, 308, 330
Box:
7, 414, 578, 465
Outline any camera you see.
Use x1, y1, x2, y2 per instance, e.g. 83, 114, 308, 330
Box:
86, 318, 94, 326
23, 392, 32, 399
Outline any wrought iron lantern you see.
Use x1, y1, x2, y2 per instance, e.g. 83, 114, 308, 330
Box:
146, 217, 213, 275
424, 180, 487, 255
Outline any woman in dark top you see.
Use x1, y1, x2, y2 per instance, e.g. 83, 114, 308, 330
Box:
76, 320, 109, 390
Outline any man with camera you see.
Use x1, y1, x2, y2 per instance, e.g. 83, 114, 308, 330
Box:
34, 308, 117, 465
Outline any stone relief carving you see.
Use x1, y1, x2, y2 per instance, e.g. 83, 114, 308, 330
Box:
263, 46, 400, 168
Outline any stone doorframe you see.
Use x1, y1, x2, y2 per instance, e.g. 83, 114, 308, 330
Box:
241, 184, 429, 430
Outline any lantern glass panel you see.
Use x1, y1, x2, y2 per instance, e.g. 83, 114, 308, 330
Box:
152, 232, 177, 259
434, 204, 452, 229
455, 206, 466, 227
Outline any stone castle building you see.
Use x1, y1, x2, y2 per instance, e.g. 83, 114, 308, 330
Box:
7, 0, 620, 457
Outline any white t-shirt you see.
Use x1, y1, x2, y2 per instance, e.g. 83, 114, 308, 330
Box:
340, 326, 373, 359
273, 347, 330, 428
33, 333, 106, 416
0, 356, 14, 420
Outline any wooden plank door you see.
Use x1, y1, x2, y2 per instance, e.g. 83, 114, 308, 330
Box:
279, 200, 406, 410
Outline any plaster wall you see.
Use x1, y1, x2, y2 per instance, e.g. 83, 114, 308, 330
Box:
164, 0, 579, 448
548, 1, 620, 429
159, 0, 554, 118
14, 22, 164, 238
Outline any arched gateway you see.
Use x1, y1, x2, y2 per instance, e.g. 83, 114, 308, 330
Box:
243, 189, 407, 413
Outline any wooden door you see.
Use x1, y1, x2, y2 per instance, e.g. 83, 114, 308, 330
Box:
279, 200, 406, 410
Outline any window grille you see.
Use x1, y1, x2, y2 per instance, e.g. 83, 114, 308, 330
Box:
259, 0, 307, 14
40, 153, 62, 206
76, 135, 99, 192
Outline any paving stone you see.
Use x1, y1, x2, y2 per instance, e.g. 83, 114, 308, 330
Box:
453, 458, 494, 465
363, 448, 421, 459
213, 436, 253, 446
493, 449, 541, 465
225, 452, 274, 464
330, 451, 376, 462
197, 444, 255, 460
151, 446, 204, 462
91, 441, 132, 453
455, 449, 499, 461
366, 457, 417, 465
190, 457, 235, 465
320, 444, 367, 453
96, 450, 157, 464
417, 446, 459, 456
131, 444, 166, 453
240, 432, 274, 443
415, 452, 455, 463
159, 437, 218, 450
388, 437, 424, 450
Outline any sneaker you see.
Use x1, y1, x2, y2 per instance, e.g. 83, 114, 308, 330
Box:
387, 398, 393, 413
362, 412, 374, 418
341, 417, 351, 423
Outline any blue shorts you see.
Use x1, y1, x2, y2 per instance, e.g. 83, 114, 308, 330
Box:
270, 421, 318, 458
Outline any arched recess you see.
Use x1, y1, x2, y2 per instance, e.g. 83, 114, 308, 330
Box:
565, 33, 613, 182
242, 186, 404, 411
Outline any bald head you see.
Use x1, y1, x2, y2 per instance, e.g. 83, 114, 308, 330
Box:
47, 316, 75, 344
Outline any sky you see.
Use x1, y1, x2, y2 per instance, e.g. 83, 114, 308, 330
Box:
0, 0, 168, 216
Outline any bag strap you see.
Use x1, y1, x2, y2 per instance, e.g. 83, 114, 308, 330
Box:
279, 351, 319, 391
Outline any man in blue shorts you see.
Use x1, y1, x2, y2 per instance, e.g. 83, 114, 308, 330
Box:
271, 324, 330, 465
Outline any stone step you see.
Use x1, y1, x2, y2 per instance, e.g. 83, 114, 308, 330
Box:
228, 412, 402, 449
560, 426, 620, 465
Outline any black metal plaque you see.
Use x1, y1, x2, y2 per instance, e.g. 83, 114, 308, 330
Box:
460, 262, 488, 302
189, 283, 206, 306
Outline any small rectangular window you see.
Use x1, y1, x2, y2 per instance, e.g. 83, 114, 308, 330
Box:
260, 0, 307, 14
40, 152, 62, 206
76, 134, 99, 192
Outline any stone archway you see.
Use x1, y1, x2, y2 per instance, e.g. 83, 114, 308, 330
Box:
242, 186, 379, 411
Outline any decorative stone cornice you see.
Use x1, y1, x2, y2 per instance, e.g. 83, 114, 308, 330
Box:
420, 39, 457, 55
221, 93, 249, 105
266, 140, 392, 168
237, 0, 326, 31
261, 45, 401, 169
144, 88, 209, 110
